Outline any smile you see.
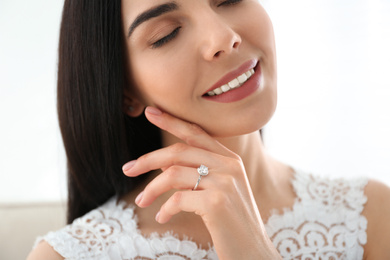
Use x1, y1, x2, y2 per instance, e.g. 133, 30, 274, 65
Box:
206, 68, 255, 96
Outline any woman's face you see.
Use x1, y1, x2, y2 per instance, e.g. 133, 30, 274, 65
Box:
122, 0, 277, 137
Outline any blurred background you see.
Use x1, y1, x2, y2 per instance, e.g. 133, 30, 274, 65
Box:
0, 0, 389, 258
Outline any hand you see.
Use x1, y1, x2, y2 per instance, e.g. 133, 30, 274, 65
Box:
123, 106, 281, 260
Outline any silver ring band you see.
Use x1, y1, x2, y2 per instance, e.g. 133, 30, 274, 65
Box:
193, 165, 209, 191
193, 176, 202, 191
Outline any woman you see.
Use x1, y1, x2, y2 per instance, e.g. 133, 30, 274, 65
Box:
28, 0, 390, 259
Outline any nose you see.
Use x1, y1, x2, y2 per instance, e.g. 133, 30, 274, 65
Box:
198, 13, 242, 61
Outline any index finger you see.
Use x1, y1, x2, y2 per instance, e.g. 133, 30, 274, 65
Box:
144, 106, 238, 159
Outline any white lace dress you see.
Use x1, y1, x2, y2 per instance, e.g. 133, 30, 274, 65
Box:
35, 170, 368, 260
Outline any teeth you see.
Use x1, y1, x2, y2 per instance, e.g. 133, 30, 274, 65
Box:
237, 74, 248, 84
228, 79, 240, 89
207, 68, 255, 96
221, 85, 230, 92
214, 88, 223, 95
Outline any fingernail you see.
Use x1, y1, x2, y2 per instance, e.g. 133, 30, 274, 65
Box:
122, 160, 136, 172
135, 191, 143, 205
155, 211, 160, 222
146, 107, 162, 116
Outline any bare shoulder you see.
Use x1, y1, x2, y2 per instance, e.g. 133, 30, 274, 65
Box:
26, 241, 64, 260
362, 179, 390, 260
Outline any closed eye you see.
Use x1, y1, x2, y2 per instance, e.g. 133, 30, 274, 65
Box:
218, 0, 243, 7
151, 27, 181, 48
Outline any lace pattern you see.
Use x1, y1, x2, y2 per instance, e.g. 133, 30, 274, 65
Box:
37, 198, 216, 260
266, 171, 368, 259
36, 170, 368, 260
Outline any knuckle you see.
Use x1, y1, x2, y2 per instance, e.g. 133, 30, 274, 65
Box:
166, 165, 180, 179
183, 124, 205, 144
184, 135, 200, 147
231, 153, 242, 162
219, 174, 236, 188
170, 142, 188, 153
207, 190, 229, 210
228, 151, 243, 164
188, 123, 205, 135
171, 191, 183, 204
226, 158, 243, 174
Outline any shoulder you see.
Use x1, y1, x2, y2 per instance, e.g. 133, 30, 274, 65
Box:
293, 170, 368, 209
26, 197, 139, 259
27, 241, 64, 260
362, 179, 390, 259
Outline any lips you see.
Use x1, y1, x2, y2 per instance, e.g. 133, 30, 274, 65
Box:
202, 59, 261, 103
203, 59, 258, 96
206, 68, 255, 96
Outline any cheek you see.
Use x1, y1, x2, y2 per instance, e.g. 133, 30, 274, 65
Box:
128, 47, 198, 111
129, 53, 179, 105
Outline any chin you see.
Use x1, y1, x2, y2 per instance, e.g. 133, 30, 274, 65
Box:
206, 104, 277, 138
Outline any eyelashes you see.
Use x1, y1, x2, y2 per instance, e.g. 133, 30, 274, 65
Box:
150, 0, 243, 48
151, 27, 181, 49
218, 0, 243, 7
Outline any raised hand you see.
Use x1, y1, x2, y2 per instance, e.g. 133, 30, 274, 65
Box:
123, 106, 281, 260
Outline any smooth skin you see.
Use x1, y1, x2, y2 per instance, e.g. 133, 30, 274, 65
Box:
27, 109, 390, 259
122, 0, 278, 137
28, 0, 390, 259
123, 107, 282, 259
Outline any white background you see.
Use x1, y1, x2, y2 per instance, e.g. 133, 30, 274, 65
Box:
264, 0, 390, 181
1, 0, 389, 204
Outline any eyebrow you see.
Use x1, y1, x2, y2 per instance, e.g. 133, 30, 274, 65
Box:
127, 2, 179, 38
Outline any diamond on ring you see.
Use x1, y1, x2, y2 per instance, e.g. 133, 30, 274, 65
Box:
193, 165, 209, 191
197, 165, 209, 176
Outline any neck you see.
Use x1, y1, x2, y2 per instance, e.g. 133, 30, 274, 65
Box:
161, 130, 281, 194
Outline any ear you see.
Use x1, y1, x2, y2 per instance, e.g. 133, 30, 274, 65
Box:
123, 94, 145, 118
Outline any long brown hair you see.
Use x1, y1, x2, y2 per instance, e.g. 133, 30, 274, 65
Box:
57, 0, 264, 224
57, 0, 161, 223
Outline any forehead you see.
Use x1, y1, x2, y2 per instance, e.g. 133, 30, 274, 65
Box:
121, 1, 176, 33
123, 1, 181, 37
122, 0, 178, 19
